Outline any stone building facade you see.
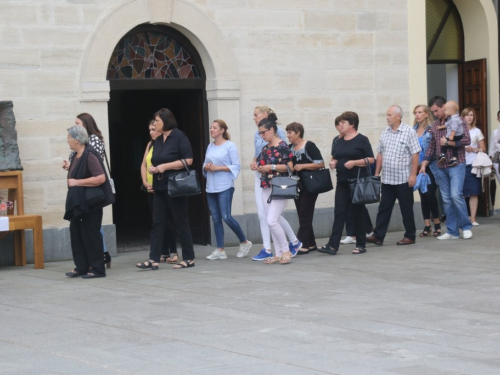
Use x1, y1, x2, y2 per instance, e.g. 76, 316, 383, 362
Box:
0, 0, 498, 264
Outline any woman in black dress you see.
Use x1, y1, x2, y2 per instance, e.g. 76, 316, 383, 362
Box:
319, 111, 374, 255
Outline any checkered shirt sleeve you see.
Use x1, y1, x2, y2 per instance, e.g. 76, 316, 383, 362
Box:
377, 123, 421, 185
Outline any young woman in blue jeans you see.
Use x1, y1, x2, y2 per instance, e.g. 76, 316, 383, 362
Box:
203, 120, 252, 260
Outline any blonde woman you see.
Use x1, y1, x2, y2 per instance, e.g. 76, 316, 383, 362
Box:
461, 107, 486, 225
250, 106, 301, 261
413, 105, 441, 237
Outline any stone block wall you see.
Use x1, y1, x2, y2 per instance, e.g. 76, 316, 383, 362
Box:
0, 0, 411, 259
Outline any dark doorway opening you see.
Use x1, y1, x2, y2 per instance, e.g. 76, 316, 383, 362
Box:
108, 88, 210, 249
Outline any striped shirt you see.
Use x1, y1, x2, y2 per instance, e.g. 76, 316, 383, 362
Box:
377, 122, 421, 185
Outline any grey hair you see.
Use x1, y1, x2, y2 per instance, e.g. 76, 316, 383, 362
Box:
390, 105, 403, 118
67, 125, 89, 145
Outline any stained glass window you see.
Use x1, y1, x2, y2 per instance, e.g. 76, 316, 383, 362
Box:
426, 0, 464, 62
107, 31, 200, 79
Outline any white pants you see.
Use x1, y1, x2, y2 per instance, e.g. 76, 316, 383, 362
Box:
261, 188, 290, 256
254, 172, 297, 251
494, 163, 500, 184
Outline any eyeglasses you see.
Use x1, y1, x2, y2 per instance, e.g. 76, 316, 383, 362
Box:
258, 129, 269, 136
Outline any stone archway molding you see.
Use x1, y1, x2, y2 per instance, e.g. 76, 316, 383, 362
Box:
79, 0, 240, 102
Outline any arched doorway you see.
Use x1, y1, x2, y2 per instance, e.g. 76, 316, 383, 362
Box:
106, 25, 211, 248
426, 0, 490, 216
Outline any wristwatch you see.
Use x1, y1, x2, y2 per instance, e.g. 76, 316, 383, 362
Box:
272, 164, 276, 171
445, 140, 449, 146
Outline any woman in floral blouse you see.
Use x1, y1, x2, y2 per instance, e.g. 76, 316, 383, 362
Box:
256, 118, 295, 264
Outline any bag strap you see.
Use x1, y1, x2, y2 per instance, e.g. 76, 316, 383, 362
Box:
103, 149, 112, 175
180, 159, 190, 172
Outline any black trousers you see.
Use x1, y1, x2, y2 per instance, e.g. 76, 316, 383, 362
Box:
294, 190, 319, 248
418, 167, 439, 221
150, 190, 195, 262
148, 193, 177, 255
327, 181, 367, 250
373, 183, 416, 241
345, 204, 373, 236
70, 208, 105, 275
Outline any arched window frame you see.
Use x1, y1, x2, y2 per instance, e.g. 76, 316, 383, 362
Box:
426, 0, 465, 63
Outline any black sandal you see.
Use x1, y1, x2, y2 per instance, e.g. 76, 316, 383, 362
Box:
173, 260, 195, 269
136, 260, 159, 270
318, 245, 338, 255
297, 248, 310, 255
420, 226, 431, 237
433, 223, 441, 237
65, 269, 82, 278
352, 247, 367, 254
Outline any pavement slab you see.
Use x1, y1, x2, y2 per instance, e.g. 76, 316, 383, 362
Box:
1, 216, 500, 374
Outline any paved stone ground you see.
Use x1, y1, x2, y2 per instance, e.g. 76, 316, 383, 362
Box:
1, 216, 500, 375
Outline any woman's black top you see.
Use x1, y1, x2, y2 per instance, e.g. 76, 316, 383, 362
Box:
64, 145, 114, 220
333, 134, 374, 182
151, 128, 193, 191
290, 141, 323, 166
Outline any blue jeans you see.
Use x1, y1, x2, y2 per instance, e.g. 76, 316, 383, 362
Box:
433, 163, 472, 236
207, 188, 247, 249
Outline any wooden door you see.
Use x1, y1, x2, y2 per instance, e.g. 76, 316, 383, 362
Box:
459, 58, 489, 216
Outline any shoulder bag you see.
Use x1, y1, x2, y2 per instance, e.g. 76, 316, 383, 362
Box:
299, 169, 333, 194
167, 159, 201, 197
348, 158, 381, 205
295, 142, 333, 194
268, 165, 299, 203
103, 149, 116, 194
85, 186, 105, 208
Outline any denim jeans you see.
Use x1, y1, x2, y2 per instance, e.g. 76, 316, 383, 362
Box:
207, 187, 247, 249
433, 163, 472, 236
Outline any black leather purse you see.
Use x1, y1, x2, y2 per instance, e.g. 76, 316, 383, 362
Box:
299, 168, 333, 194
85, 186, 105, 208
348, 158, 381, 205
268, 165, 299, 203
167, 159, 201, 197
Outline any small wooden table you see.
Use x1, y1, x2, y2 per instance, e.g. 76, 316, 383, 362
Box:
3, 215, 44, 269
0, 171, 44, 269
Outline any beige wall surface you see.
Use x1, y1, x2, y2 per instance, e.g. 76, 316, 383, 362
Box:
2, 0, 411, 228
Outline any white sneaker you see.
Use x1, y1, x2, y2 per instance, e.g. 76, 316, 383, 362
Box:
206, 249, 227, 260
463, 230, 473, 239
366, 232, 374, 237
437, 233, 459, 240
237, 241, 252, 258
472, 222, 480, 226
340, 236, 356, 244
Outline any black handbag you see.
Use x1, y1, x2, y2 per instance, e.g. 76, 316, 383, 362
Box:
348, 158, 381, 205
167, 159, 201, 197
268, 165, 299, 203
299, 168, 333, 194
85, 186, 105, 208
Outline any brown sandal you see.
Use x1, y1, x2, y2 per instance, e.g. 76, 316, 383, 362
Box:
279, 252, 292, 264
264, 256, 280, 264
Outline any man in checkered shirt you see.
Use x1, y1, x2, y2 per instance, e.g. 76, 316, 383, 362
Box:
420, 96, 473, 240
367, 105, 421, 246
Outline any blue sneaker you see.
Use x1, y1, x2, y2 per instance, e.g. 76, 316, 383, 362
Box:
252, 248, 273, 261
289, 241, 302, 257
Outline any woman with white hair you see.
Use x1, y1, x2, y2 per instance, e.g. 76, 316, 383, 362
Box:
64, 125, 115, 278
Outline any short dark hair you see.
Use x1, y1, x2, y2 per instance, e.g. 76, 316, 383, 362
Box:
497, 110, 500, 118
154, 108, 178, 131
339, 111, 359, 130
428, 96, 446, 108
258, 118, 277, 134
334, 116, 341, 126
285, 122, 304, 138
